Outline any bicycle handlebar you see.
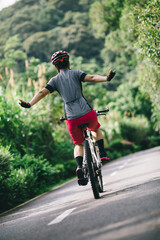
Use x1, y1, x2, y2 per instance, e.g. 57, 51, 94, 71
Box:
60, 107, 109, 121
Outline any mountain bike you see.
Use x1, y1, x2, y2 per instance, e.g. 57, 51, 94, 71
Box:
60, 107, 109, 199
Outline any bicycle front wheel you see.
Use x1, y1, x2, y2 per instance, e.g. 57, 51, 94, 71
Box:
84, 140, 100, 199
97, 169, 103, 193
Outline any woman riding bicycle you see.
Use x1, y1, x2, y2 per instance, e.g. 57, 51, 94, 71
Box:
19, 50, 116, 185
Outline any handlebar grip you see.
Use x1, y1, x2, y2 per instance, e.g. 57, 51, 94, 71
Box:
96, 107, 109, 114
60, 117, 66, 121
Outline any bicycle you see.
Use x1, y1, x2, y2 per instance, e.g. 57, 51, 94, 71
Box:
60, 107, 109, 199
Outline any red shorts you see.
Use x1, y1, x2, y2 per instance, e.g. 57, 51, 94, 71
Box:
66, 109, 100, 144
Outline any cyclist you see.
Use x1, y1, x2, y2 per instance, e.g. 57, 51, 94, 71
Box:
19, 50, 116, 185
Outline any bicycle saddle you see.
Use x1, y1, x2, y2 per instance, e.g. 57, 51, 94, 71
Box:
78, 123, 89, 129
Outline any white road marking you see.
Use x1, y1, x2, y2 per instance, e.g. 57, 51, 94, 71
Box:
110, 160, 131, 176
48, 208, 76, 226
119, 165, 124, 169
110, 171, 117, 177
119, 162, 127, 169
127, 158, 132, 162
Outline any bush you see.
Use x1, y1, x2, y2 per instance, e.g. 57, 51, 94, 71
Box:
12, 154, 59, 186
0, 93, 25, 154
54, 141, 74, 162
0, 145, 13, 178
119, 116, 150, 145
0, 90, 57, 161
0, 151, 76, 213
54, 159, 76, 179
148, 135, 160, 148
0, 146, 13, 212
107, 138, 138, 160
4, 168, 35, 208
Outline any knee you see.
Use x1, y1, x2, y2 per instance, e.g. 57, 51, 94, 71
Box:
94, 129, 99, 133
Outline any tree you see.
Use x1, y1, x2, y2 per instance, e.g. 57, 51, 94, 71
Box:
135, 0, 160, 130
24, 32, 51, 62
58, 24, 103, 60
89, 0, 125, 38
136, 0, 160, 65
1, 35, 27, 72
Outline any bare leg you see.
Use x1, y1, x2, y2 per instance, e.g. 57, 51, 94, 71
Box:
74, 143, 88, 185
91, 128, 103, 141
92, 128, 109, 159
74, 143, 83, 158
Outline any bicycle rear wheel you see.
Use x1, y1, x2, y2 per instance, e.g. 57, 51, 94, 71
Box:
84, 140, 100, 199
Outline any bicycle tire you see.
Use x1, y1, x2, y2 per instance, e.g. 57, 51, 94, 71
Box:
97, 170, 103, 193
94, 146, 103, 193
84, 140, 100, 199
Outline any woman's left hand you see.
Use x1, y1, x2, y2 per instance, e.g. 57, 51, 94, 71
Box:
107, 70, 116, 81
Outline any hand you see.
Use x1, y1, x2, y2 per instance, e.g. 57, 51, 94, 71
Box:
19, 99, 31, 108
107, 70, 116, 81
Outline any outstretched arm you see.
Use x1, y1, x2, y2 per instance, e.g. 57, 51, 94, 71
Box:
19, 88, 50, 108
84, 70, 116, 83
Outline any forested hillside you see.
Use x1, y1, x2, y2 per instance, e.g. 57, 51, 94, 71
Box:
0, 0, 159, 212
0, 0, 102, 61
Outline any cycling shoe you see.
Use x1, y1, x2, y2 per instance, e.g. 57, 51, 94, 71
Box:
76, 168, 88, 186
78, 178, 88, 186
101, 156, 110, 164
100, 152, 110, 163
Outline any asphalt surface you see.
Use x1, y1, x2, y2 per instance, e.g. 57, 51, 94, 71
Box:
0, 146, 160, 240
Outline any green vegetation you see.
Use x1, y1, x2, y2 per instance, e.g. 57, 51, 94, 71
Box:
0, 0, 159, 213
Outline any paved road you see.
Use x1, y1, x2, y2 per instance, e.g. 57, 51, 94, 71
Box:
0, 146, 160, 240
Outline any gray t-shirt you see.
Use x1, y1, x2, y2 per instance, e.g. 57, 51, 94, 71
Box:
45, 69, 92, 120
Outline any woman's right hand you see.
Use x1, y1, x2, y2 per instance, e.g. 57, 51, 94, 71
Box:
19, 99, 31, 108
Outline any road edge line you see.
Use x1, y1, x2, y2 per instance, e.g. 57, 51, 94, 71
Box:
0, 177, 76, 216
